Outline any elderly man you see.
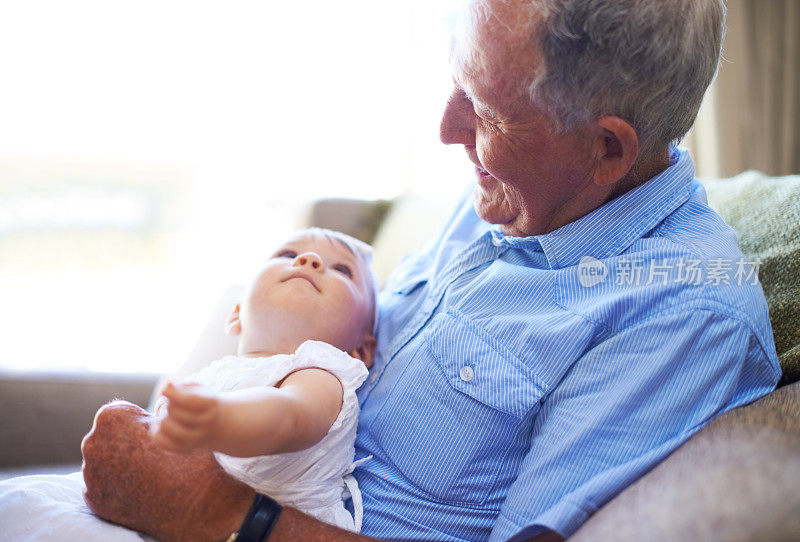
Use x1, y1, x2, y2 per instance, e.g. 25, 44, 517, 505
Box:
82, 0, 780, 541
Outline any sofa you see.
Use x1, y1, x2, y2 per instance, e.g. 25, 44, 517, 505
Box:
1, 170, 798, 541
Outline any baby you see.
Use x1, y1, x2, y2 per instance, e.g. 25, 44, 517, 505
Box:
0, 227, 379, 540
151, 227, 378, 532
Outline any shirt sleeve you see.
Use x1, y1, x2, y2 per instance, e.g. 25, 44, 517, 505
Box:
489, 308, 779, 542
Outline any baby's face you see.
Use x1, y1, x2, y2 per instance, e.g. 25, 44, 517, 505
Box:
235, 231, 374, 356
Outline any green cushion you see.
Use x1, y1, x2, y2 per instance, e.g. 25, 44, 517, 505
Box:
704, 172, 800, 386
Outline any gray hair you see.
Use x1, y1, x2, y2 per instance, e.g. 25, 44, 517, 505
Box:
456, 0, 726, 157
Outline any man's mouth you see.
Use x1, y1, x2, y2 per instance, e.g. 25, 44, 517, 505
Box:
284, 272, 321, 292
474, 164, 491, 178
465, 147, 491, 178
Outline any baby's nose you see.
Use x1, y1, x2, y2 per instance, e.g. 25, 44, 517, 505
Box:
294, 252, 324, 271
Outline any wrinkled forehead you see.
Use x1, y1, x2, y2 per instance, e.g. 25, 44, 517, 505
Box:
451, 0, 544, 101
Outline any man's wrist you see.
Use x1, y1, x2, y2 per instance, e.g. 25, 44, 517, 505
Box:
234, 493, 282, 542
210, 480, 255, 542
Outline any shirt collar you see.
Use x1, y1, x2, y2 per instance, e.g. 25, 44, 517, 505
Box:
494, 146, 695, 269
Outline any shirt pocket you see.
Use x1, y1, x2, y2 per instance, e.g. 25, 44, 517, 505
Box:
370, 311, 545, 507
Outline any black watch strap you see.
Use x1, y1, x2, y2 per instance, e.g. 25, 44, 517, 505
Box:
235, 493, 282, 542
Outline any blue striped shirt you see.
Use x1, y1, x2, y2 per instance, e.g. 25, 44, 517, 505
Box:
352, 146, 780, 541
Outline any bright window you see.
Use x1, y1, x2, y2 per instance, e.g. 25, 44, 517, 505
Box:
0, 0, 472, 373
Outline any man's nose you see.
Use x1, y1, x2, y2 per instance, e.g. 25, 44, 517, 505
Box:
293, 252, 324, 272
440, 87, 477, 145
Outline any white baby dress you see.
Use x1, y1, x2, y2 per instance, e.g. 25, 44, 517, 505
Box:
183, 340, 370, 532
0, 340, 369, 541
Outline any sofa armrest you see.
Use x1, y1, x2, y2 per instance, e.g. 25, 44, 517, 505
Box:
0, 370, 158, 468
569, 382, 800, 542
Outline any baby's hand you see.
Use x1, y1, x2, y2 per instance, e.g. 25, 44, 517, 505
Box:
151, 382, 221, 453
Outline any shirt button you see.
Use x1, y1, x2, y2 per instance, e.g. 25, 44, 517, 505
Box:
369, 373, 378, 383
491, 236, 503, 247
459, 366, 474, 382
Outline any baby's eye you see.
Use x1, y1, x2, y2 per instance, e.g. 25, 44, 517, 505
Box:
333, 263, 353, 278
275, 250, 297, 259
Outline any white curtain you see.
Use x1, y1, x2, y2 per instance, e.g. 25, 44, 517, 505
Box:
687, 0, 800, 178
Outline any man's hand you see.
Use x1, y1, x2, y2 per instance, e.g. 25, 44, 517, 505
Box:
152, 382, 222, 453
81, 400, 254, 542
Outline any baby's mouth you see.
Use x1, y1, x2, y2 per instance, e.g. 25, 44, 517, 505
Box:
284, 272, 321, 292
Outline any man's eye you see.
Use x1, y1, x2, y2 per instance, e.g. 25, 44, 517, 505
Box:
452, 86, 472, 105
474, 104, 499, 123
275, 250, 296, 258
333, 264, 353, 278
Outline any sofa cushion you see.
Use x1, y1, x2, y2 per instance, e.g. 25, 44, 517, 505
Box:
569, 380, 800, 542
370, 196, 457, 285
704, 172, 800, 386
306, 198, 393, 245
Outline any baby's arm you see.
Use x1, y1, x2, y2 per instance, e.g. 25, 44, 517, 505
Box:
152, 369, 343, 457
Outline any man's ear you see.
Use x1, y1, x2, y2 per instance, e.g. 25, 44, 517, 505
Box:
225, 303, 242, 336
349, 335, 377, 369
592, 116, 638, 186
